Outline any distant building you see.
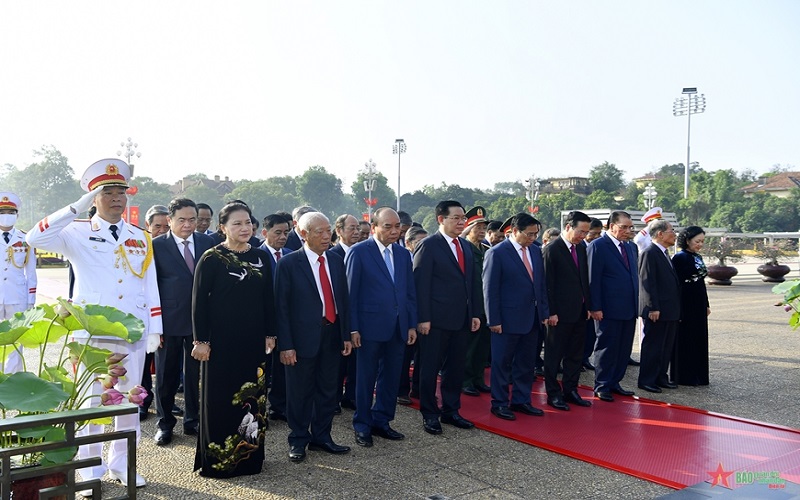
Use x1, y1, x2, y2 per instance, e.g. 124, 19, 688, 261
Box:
539, 176, 591, 195
169, 175, 236, 197
632, 174, 661, 189
740, 172, 800, 198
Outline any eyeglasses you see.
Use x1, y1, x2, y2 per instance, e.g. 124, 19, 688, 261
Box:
197, 218, 212, 223
521, 231, 539, 239
615, 224, 635, 231
444, 216, 468, 222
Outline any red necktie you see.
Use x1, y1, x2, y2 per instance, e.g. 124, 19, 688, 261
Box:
318, 255, 336, 323
275, 250, 281, 261
521, 247, 533, 281
182, 240, 195, 274
452, 238, 465, 274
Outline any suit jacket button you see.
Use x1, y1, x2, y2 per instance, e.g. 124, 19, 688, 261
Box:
118, 279, 123, 283
118, 295, 123, 299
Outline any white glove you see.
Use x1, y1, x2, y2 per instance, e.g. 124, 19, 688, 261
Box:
71, 186, 104, 215
146, 333, 161, 353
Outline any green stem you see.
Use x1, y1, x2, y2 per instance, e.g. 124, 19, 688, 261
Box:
37, 315, 59, 376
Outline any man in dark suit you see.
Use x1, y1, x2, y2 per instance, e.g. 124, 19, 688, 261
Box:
587, 211, 639, 402
347, 207, 417, 447
483, 213, 549, 421
284, 205, 318, 251
152, 198, 214, 445
581, 218, 604, 371
413, 200, 482, 435
259, 213, 292, 422
276, 212, 353, 462
542, 211, 593, 411
637, 220, 680, 393
331, 213, 362, 411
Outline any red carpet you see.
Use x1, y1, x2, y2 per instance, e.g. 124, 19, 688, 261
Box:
418, 380, 800, 489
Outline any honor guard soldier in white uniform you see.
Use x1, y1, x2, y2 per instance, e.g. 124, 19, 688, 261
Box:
0, 192, 37, 373
633, 207, 663, 254
26, 159, 162, 489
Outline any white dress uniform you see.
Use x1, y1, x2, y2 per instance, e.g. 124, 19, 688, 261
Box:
634, 207, 663, 254
25, 159, 162, 485
1, 192, 37, 373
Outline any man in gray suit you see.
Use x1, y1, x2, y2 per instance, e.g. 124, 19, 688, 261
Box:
637, 219, 680, 393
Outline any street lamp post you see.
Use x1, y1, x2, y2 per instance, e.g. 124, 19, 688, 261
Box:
117, 137, 141, 223
643, 183, 658, 210
523, 176, 541, 213
363, 158, 378, 221
392, 139, 406, 212
673, 88, 706, 199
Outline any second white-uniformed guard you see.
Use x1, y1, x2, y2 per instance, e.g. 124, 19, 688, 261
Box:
0, 191, 37, 373
26, 158, 162, 490
633, 206, 663, 254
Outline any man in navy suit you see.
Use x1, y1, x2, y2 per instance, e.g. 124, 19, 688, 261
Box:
259, 213, 292, 421
284, 205, 318, 251
483, 213, 549, 421
152, 198, 214, 445
542, 211, 593, 411
331, 213, 362, 411
587, 211, 639, 402
347, 207, 417, 447
637, 219, 680, 393
413, 200, 482, 435
276, 212, 353, 463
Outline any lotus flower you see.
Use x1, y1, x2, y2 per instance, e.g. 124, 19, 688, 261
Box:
100, 388, 125, 406
105, 353, 128, 364
128, 385, 149, 406
107, 364, 127, 377
785, 305, 793, 312
98, 374, 119, 389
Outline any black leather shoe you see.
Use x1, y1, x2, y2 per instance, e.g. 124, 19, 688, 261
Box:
409, 390, 420, 399
509, 403, 545, 416
396, 395, 412, 405
423, 418, 442, 435
441, 413, 475, 429
658, 381, 678, 389
564, 391, 592, 407
309, 441, 351, 454
354, 431, 373, 447
638, 384, 662, 393
462, 386, 480, 397
534, 367, 544, 378
612, 386, 635, 397
594, 391, 614, 402
172, 406, 184, 416
333, 403, 342, 415
628, 358, 641, 366
154, 429, 172, 446
372, 426, 404, 440
582, 360, 595, 371
268, 410, 287, 421
547, 397, 570, 411
476, 383, 491, 393
340, 399, 357, 410
288, 445, 306, 462
183, 425, 198, 436
176, 383, 184, 394
138, 408, 149, 421
491, 406, 516, 420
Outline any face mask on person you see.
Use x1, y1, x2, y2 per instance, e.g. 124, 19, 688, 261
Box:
0, 213, 17, 227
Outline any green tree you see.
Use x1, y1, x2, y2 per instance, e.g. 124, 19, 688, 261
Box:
487, 196, 530, 222
589, 161, 625, 193
228, 179, 301, 217
128, 176, 173, 215
400, 191, 434, 219
411, 206, 435, 230
583, 189, 616, 209
296, 166, 348, 218
535, 191, 583, 229
182, 185, 224, 215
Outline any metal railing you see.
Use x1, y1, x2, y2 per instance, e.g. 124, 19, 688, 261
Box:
0, 404, 138, 499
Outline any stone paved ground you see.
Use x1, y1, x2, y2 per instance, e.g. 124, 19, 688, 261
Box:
25, 262, 800, 499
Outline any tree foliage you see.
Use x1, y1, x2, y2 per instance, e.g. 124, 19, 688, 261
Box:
589, 161, 625, 193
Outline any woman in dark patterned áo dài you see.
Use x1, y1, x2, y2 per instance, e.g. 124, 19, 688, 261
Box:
670, 226, 711, 386
191, 202, 276, 477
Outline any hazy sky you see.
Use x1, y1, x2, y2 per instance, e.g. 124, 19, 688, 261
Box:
1, 1, 798, 196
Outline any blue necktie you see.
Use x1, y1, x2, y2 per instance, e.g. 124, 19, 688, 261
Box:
384, 248, 394, 282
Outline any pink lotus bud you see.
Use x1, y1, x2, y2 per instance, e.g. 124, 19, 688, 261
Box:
98, 374, 118, 389
105, 353, 127, 364
100, 388, 125, 406
107, 364, 127, 377
785, 305, 793, 312
128, 385, 149, 406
